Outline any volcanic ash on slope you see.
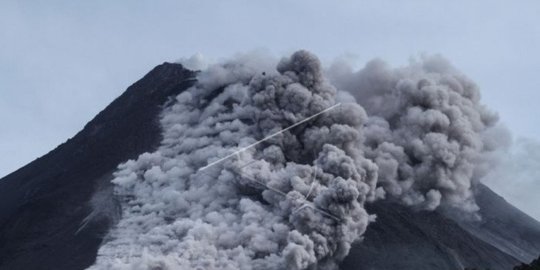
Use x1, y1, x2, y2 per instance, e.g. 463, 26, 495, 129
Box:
90, 51, 500, 270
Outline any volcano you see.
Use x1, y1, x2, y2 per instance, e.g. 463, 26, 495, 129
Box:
0, 61, 539, 270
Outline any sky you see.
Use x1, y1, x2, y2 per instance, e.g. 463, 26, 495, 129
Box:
1, 0, 539, 219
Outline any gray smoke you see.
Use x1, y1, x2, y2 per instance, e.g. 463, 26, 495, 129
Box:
89, 51, 501, 269
329, 56, 499, 213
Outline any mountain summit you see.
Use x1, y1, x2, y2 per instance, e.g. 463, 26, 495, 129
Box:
0, 63, 196, 270
0, 56, 539, 270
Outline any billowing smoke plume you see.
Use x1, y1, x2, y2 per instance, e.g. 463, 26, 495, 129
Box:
329, 56, 498, 213
90, 51, 500, 269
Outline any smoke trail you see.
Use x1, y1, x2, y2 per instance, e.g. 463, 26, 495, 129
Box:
90, 51, 501, 269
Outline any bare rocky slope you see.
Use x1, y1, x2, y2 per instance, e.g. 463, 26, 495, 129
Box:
340, 186, 540, 270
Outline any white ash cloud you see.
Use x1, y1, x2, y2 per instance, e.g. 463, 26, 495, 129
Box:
89, 51, 502, 269
176, 52, 212, 71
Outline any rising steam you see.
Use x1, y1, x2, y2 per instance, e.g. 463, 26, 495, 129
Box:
89, 51, 500, 269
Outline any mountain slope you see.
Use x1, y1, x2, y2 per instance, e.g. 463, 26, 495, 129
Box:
0, 63, 538, 270
0, 63, 196, 270
340, 184, 540, 270
459, 184, 540, 263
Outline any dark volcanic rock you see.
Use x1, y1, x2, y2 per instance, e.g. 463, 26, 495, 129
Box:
340, 184, 540, 270
340, 199, 520, 270
514, 255, 540, 270
459, 184, 540, 263
0, 63, 196, 270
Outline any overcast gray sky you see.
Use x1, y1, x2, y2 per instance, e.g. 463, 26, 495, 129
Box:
1, 0, 539, 219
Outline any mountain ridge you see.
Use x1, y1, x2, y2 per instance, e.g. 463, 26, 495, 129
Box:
0, 63, 196, 270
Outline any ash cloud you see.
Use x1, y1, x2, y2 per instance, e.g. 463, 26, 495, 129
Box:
329, 55, 499, 213
89, 51, 503, 269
